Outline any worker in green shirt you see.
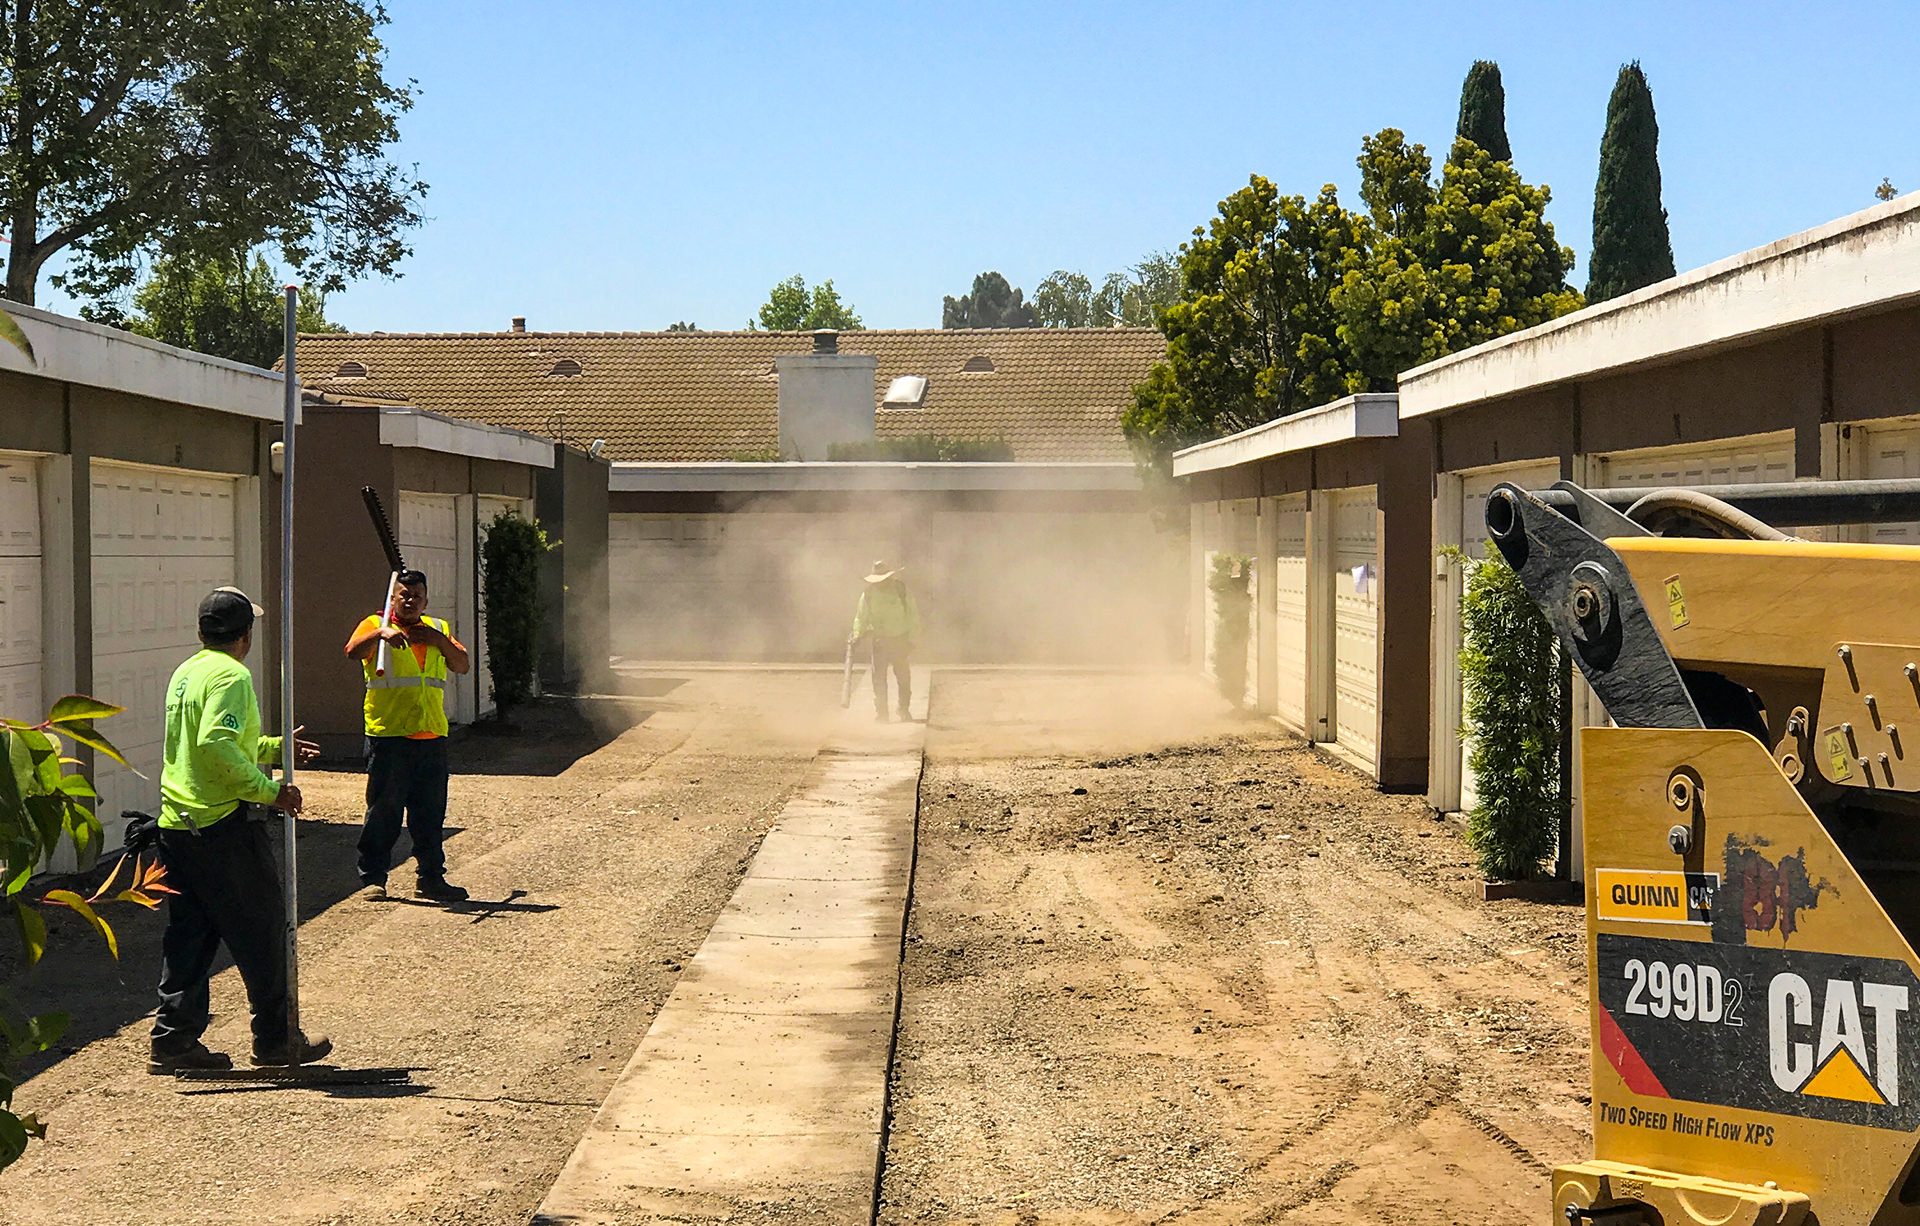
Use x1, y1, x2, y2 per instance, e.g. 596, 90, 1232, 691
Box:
149, 587, 327, 1074
850, 561, 919, 721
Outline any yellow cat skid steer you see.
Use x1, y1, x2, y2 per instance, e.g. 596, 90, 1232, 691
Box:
1488, 478, 1920, 1226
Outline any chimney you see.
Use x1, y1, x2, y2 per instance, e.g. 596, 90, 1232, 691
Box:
510, 316, 526, 333
774, 336, 876, 460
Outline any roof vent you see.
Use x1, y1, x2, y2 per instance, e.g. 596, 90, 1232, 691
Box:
511, 317, 526, 333
883, 375, 929, 408
960, 355, 994, 373
811, 329, 838, 354
333, 361, 367, 380
548, 358, 582, 378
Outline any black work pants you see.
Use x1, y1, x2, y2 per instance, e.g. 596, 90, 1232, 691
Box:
358, 735, 450, 885
152, 813, 290, 1053
870, 635, 911, 715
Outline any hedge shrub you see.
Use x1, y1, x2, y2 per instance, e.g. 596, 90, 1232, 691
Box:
480, 512, 552, 716
1456, 545, 1565, 880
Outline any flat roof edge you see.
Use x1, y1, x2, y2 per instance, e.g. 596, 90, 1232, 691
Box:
609, 461, 1142, 493
1171, 394, 1399, 478
1396, 195, 1920, 417
376, 406, 556, 468
0, 299, 287, 420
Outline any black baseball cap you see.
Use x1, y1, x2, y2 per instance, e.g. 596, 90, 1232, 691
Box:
198, 586, 265, 641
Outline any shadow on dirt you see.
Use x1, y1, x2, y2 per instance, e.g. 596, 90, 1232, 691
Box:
448, 695, 655, 777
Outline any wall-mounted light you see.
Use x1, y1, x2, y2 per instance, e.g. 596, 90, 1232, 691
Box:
588, 439, 606, 459
270, 440, 285, 476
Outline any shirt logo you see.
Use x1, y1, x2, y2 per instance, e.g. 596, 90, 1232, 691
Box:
216, 711, 241, 732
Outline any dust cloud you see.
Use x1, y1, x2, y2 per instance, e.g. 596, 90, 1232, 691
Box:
608, 492, 1188, 667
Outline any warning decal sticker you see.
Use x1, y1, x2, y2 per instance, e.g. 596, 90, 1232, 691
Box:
1597, 934, 1920, 1130
1665, 575, 1689, 629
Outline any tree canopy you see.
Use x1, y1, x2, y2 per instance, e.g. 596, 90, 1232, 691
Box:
1336, 135, 1582, 388
942, 271, 1039, 328
0, 0, 425, 308
1588, 62, 1675, 303
1034, 254, 1183, 328
93, 252, 340, 368
751, 275, 863, 331
1455, 60, 1512, 164
1123, 124, 1582, 471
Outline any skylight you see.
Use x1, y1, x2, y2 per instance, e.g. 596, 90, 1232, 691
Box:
883, 375, 928, 408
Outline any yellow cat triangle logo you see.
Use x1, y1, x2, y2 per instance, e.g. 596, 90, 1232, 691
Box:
1802, 1047, 1888, 1105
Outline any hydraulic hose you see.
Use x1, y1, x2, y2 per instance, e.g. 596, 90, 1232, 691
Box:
1622, 488, 1796, 542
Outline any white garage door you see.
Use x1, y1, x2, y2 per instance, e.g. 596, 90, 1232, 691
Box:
1270, 494, 1309, 732
1595, 434, 1793, 491
398, 492, 467, 723
1456, 461, 1561, 814
1328, 487, 1378, 769
1845, 423, 1920, 545
90, 463, 242, 846
0, 455, 42, 720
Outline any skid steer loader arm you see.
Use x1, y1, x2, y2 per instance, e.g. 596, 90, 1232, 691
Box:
1487, 481, 1920, 1226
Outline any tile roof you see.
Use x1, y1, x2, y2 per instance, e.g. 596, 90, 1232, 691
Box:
289, 328, 1164, 462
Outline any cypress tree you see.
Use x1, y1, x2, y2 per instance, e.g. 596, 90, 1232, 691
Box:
1588, 62, 1676, 302
1454, 60, 1512, 164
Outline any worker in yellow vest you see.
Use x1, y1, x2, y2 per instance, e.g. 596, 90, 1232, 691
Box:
344, 568, 471, 902
851, 560, 919, 721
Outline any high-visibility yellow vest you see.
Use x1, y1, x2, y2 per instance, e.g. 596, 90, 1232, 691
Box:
361, 615, 452, 738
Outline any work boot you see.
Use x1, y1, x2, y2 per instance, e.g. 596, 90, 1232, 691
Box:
148, 1040, 233, 1075
897, 707, 912, 723
416, 876, 469, 903
251, 1031, 333, 1067
874, 710, 890, 723
356, 882, 387, 902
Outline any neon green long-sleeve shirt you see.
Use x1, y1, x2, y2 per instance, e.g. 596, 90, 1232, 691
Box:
852, 582, 920, 641
159, 649, 283, 830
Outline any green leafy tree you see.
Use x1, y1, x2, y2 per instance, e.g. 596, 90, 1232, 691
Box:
0, 0, 425, 308
1588, 62, 1675, 303
480, 511, 552, 716
1036, 257, 1185, 329
3, 698, 163, 1168
1092, 252, 1184, 327
1121, 176, 1365, 467
1456, 549, 1565, 880
666, 320, 701, 331
750, 275, 863, 331
1454, 60, 1512, 164
1876, 178, 1898, 202
92, 253, 340, 367
1335, 136, 1583, 388
942, 271, 1039, 328
1033, 270, 1094, 327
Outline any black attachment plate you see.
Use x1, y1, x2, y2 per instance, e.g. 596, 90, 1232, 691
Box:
1487, 483, 1702, 731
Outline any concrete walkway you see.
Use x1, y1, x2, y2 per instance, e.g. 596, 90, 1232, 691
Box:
532, 723, 925, 1226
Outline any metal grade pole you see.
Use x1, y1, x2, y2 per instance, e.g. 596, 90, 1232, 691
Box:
281, 286, 300, 1040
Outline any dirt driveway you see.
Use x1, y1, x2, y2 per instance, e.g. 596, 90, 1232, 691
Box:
2, 670, 1591, 1225
880, 672, 1591, 1226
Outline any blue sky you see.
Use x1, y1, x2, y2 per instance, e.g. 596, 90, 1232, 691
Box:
46, 1, 1920, 332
